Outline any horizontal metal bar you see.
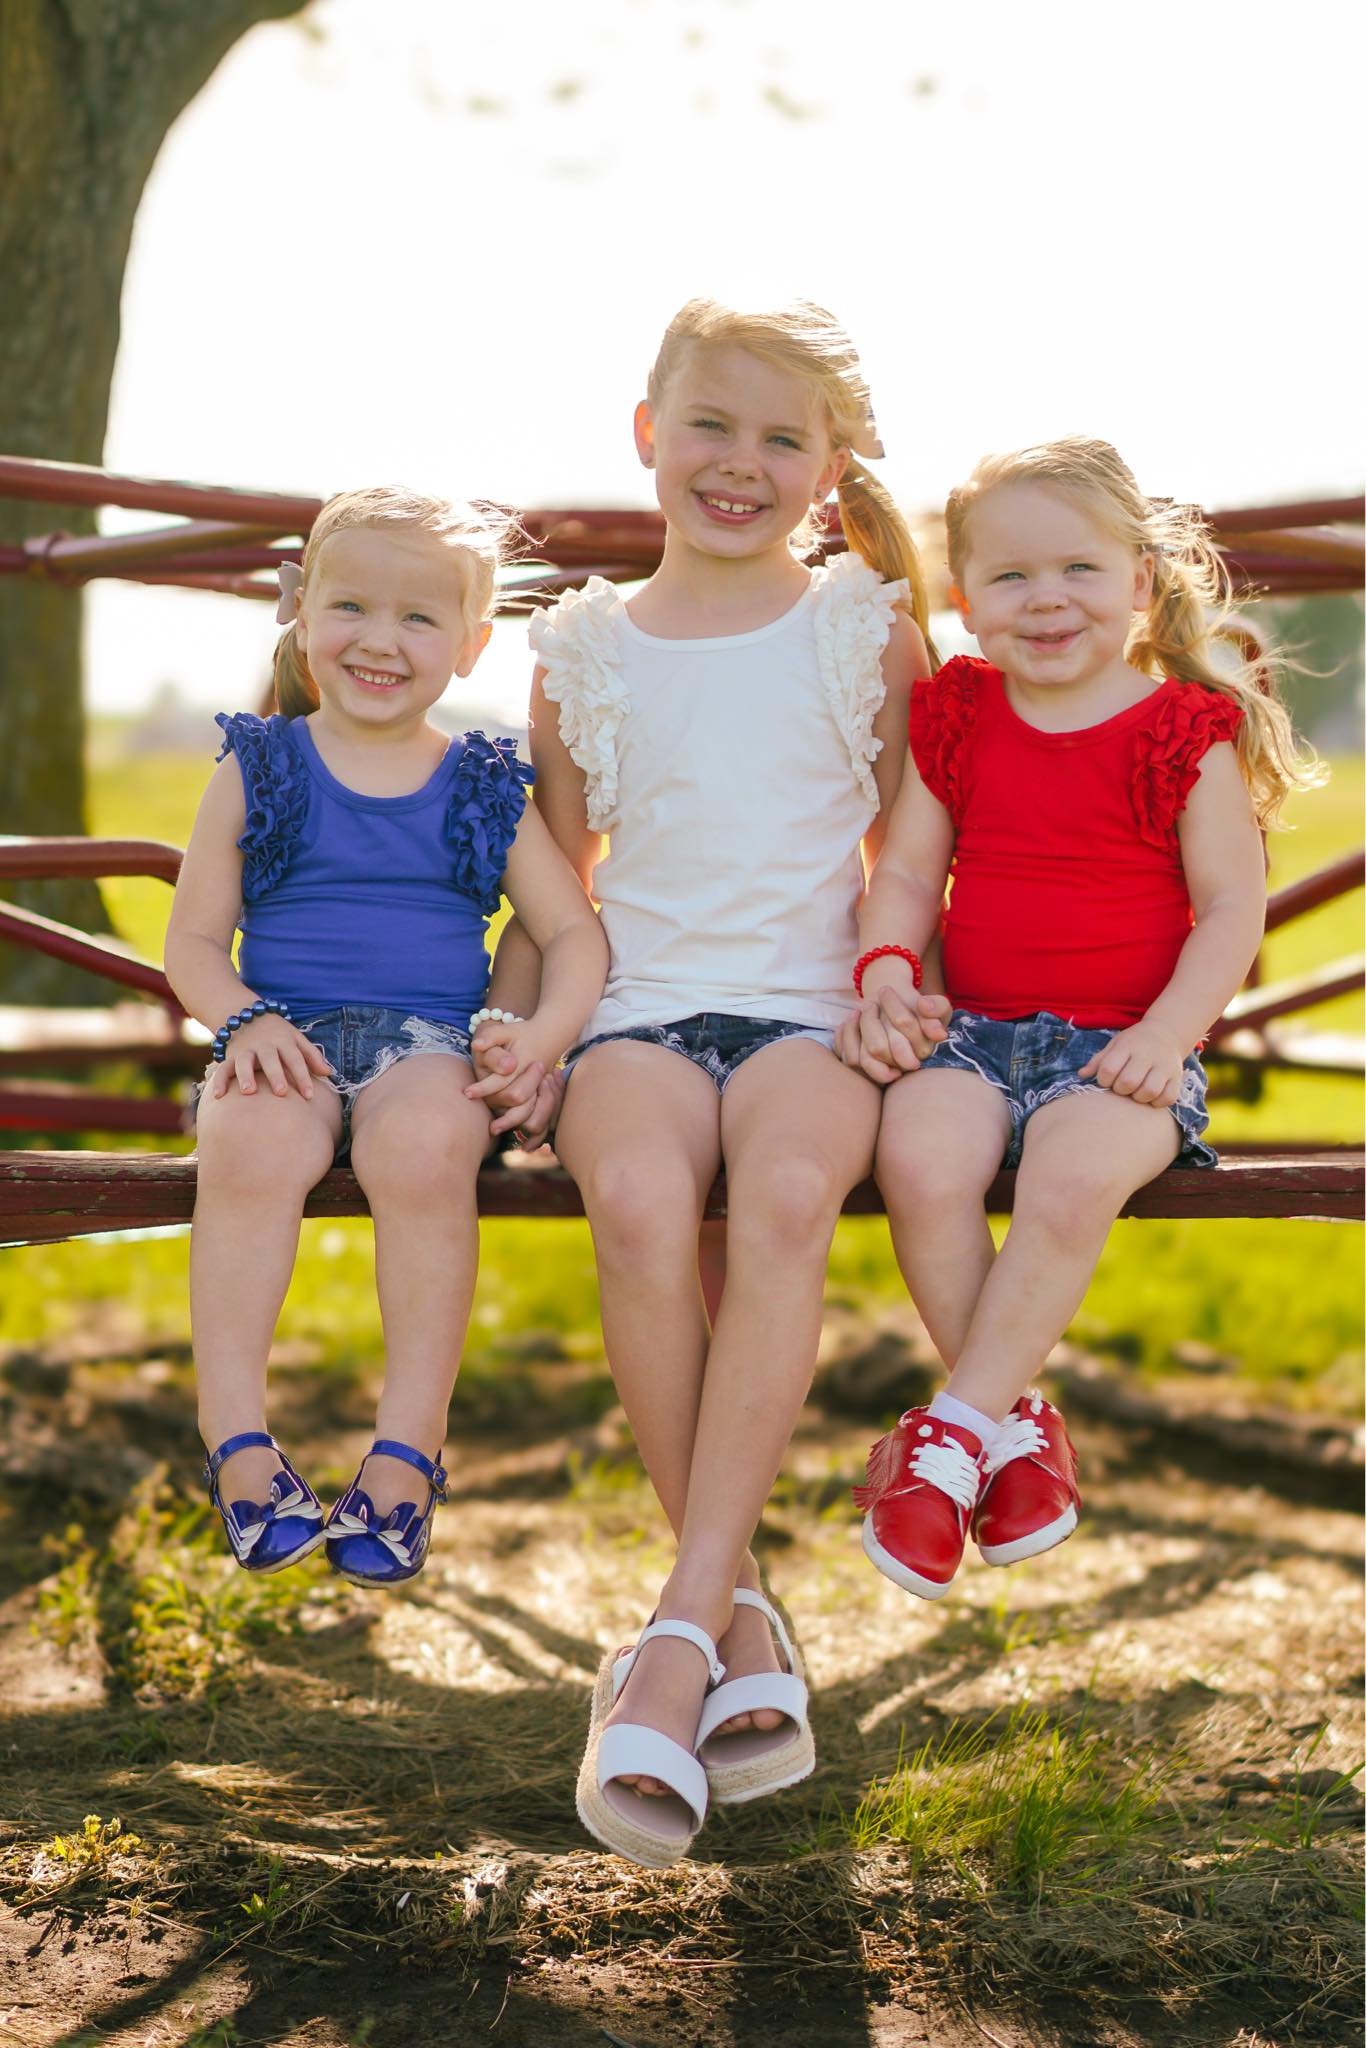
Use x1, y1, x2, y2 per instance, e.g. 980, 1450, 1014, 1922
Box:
0, 835, 182, 883
1265, 851, 1365, 931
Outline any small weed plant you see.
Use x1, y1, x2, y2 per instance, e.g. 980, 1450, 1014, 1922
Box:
37, 1473, 339, 1700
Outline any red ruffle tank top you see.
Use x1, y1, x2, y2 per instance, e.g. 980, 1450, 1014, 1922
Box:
911, 656, 1245, 1028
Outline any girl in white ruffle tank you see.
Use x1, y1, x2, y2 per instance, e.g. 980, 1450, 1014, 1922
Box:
484, 299, 940, 1868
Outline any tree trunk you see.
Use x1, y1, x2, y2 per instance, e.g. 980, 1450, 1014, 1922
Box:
0, 0, 307, 1000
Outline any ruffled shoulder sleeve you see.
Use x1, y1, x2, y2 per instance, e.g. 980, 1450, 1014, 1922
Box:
214, 711, 309, 899
1132, 683, 1245, 847
809, 552, 909, 807
908, 656, 990, 824
528, 577, 627, 832
444, 732, 535, 914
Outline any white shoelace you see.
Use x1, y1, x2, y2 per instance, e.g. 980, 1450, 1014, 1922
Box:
907, 1434, 982, 1512
985, 1398, 1049, 1476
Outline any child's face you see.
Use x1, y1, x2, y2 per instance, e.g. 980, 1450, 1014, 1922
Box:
636, 343, 847, 560
957, 482, 1154, 691
295, 528, 487, 731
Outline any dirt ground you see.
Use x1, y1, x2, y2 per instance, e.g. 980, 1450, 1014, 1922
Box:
0, 1334, 1361, 2048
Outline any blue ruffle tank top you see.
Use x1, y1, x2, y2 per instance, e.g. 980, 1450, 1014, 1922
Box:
214, 713, 533, 1029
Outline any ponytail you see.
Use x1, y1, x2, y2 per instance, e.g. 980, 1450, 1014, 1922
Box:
1126, 503, 1321, 828
272, 623, 318, 716
835, 457, 937, 663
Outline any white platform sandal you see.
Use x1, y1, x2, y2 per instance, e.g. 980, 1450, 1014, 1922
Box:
694, 1588, 814, 1805
575, 1618, 725, 1869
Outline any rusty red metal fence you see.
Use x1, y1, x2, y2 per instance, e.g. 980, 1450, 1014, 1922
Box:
0, 456, 1360, 1234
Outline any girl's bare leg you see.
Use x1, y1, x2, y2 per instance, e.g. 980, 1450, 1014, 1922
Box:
556, 1046, 794, 1752
874, 1068, 1012, 1368
600, 1039, 880, 1780
944, 1088, 1181, 1420
555, 1041, 722, 1521
345, 1053, 492, 1514
191, 1081, 342, 1501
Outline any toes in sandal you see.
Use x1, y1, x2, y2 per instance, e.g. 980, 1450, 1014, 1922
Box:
204, 1430, 325, 1573
324, 1438, 447, 1586
695, 1588, 814, 1805
576, 1618, 724, 1869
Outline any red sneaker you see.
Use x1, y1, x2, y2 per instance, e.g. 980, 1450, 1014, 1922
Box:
853, 1411, 986, 1601
972, 1391, 1080, 1566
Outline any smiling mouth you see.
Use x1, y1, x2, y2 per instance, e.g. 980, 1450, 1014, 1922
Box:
346, 665, 408, 691
695, 491, 768, 522
1024, 630, 1082, 649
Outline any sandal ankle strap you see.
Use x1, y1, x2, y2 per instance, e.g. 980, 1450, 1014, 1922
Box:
204, 1430, 277, 1485
369, 1438, 448, 1501
635, 1618, 725, 1686
730, 1587, 797, 1672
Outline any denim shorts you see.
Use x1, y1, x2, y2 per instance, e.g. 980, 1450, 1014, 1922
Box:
562, 1011, 836, 1095
194, 1003, 473, 1164
922, 1009, 1217, 1168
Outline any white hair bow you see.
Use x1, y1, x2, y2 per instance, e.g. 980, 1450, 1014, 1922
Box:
275, 560, 304, 624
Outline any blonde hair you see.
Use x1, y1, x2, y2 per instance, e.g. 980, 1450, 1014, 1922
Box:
944, 437, 1322, 827
647, 297, 936, 658
273, 486, 517, 717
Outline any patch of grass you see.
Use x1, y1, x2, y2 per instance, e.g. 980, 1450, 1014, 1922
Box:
37, 1475, 342, 1701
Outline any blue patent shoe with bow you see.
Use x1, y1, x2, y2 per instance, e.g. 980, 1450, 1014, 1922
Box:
203, 1430, 326, 1573
324, 1438, 448, 1586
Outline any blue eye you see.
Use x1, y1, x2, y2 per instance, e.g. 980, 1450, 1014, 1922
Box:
1066, 562, 1098, 573
770, 435, 801, 449
406, 612, 436, 625
333, 599, 362, 611
691, 417, 725, 432
993, 570, 1024, 583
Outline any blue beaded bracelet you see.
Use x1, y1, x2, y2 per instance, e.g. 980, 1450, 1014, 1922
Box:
210, 997, 292, 1062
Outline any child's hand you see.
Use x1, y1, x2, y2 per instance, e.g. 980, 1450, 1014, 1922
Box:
210, 1018, 333, 1100
836, 991, 951, 1084
465, 1016, 559, 1137
505, 1066, 565, 1149
1079, 1021, 1187, 1106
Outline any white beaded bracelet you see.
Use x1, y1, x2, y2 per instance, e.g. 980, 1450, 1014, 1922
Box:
469, 1007, 525, 1030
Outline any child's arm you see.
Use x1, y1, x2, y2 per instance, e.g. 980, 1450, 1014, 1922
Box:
481, 668, 599, 1021
861, 613, 925, 867
164, 760, 333, 1100
1079, 744, 1265, 1105
463, 802, 606, 1132
466, 671, 602, 1135
837, 753, 955, 1084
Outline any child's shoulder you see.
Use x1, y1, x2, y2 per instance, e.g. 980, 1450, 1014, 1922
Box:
527, 575, 623, 667
1132, 681, 1245, 846
908, 657, 998, 817
444, 732, 534, 912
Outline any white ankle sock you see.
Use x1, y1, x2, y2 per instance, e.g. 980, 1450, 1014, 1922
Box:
929, 1391, 1003, 1451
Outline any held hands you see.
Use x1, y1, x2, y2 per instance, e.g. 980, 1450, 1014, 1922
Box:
209, 1017, 333, 1100
464, 1018, 564, 1142
836, 989, 952, 1085
1078, 1020, 1188, 1107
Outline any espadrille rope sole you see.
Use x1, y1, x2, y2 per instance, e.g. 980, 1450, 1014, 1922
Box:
695, 1588, 814, 1805
574, 1619, 722, 1869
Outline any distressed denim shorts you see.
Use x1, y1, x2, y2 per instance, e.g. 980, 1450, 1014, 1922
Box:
194, 1003, 473, 1163
562, 1011, 836, 1095
922, 1009, 1217, 1168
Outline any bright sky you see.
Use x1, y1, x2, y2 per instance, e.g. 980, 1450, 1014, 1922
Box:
87, 0, 1362, 718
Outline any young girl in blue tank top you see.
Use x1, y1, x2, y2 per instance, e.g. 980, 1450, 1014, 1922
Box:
483, 300, 945, 1868
165, 487, 606, 1589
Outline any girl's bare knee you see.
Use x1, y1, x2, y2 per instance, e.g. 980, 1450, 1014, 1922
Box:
728, 1151, 841, 1251
351, 1101, 485, 1203
196, 1099, 329, 1196
582, 1150, 704, 1261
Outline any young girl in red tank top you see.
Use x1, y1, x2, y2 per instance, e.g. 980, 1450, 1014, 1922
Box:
839, 436, 1320, 1601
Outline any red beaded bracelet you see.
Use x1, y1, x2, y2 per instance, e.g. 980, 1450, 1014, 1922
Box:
853, 945, 923, 998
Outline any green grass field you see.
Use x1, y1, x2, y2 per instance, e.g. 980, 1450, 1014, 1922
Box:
2, 736, 1360, 1412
